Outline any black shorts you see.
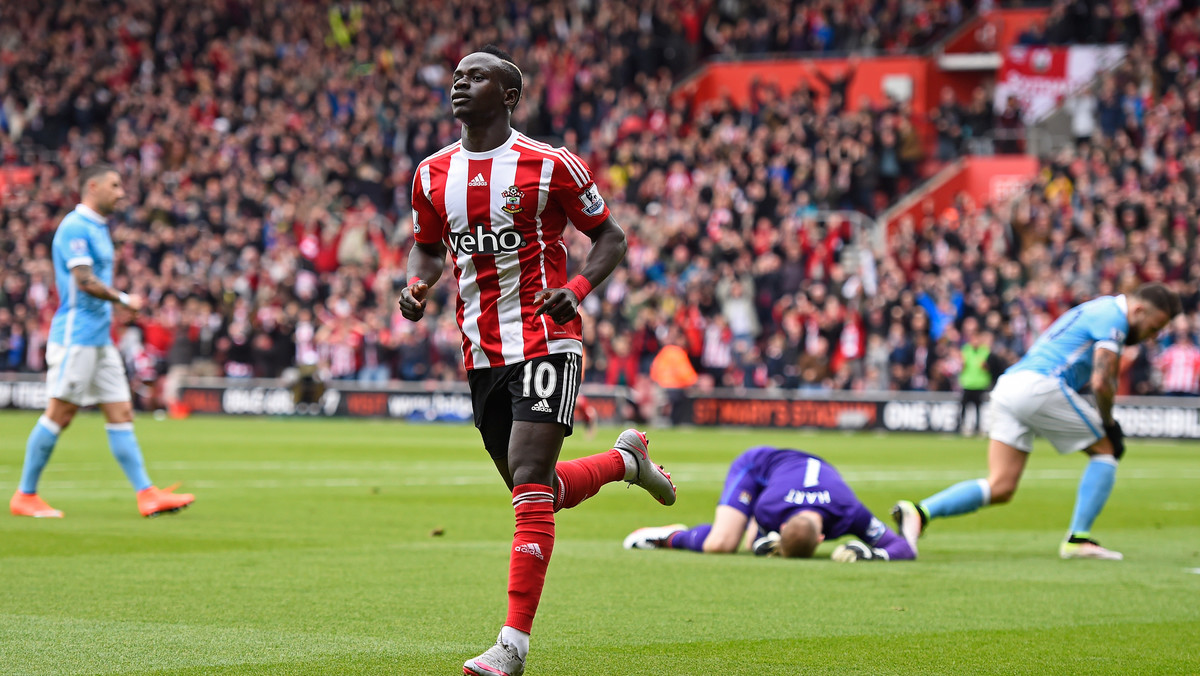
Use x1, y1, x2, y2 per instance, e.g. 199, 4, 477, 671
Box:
467, 353, 582, 461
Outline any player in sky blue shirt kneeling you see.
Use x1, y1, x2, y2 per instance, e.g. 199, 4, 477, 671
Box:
892, 284, 1179, 561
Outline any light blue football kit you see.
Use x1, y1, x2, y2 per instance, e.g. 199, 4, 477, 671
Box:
920, 296, 1127, 540
18, 204, 151, 497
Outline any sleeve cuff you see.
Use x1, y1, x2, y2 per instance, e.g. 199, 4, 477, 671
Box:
66, 256, 94, 269
1095, 340, 1120, 354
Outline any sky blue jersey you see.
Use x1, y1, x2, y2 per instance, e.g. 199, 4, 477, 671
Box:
1007, 295, 1129, 392
48, 205, 115, 347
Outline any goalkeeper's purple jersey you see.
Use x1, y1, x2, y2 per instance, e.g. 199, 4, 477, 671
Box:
718, 446, 887, 544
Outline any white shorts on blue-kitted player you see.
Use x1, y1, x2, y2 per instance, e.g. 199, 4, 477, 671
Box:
45, 343, 131, 407
987, 371, 1104, 454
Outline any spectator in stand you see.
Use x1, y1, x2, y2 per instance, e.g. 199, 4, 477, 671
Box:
959, 323, 994, 436
995, 95, 1025, 154
1156, 318, 1200, 396
649, 329, 699, 426
931, 86, 966, 161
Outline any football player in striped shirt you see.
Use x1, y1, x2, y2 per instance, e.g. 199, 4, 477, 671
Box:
397, 46, 676, 676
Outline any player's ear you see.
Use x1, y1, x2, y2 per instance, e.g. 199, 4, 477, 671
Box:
504, 88, 520, 113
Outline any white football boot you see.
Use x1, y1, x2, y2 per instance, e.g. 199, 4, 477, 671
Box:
623, 524, 687, 550
613, 429, 677, 506
464, 634, 525, 676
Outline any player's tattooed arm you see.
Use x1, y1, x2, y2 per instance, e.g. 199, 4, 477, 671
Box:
1091, 347, 1120, 425
70, 265, 140, 311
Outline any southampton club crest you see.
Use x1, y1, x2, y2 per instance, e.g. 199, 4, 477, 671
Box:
501, 185, 524, 214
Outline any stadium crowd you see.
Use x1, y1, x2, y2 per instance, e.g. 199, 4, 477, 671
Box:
1, 0, 1199, 413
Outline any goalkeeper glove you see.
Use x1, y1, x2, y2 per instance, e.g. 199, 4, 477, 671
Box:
1104, 420, 1125, 461
831, 540, 889, 562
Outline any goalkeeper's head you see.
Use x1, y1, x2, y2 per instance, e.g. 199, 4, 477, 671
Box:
778, 511, 824, 559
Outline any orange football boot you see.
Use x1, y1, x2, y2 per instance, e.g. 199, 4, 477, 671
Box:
10, 491, 64, 518
137, 484, 195, 517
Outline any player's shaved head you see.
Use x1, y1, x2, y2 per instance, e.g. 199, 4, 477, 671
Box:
779, 511, 823, 559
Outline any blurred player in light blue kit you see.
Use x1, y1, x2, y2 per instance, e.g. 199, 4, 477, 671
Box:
625, 446, 915, 562
893, 284, 1180, 560
10, 164, 194, 519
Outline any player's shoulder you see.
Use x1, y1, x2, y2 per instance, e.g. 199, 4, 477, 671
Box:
512, 133, 593, 176
417, 140, 463, 169
1080, 295, 1125, 321
53, 210, 91, 239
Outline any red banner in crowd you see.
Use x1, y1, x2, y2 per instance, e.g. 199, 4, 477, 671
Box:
994, 45, 1126, 122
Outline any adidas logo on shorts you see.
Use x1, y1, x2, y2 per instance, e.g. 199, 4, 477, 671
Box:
531, 399, 553, 414
468, 173, 488, 187
514, 543, 544, 560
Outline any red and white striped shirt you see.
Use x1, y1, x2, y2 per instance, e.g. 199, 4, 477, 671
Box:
1156, 342, 1200, 394
412, 129, 610, 370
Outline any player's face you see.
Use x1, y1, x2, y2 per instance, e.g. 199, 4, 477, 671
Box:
450, 53, 512, 123
1131, 305, 1171, 343
90, 171, 126, 215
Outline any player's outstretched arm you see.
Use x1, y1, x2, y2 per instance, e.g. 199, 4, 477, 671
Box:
399, 240, 446, 322
70, 265, 141, 312
534, 216, 627, 325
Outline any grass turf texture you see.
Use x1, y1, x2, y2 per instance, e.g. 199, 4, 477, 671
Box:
1, 411, 1198, 675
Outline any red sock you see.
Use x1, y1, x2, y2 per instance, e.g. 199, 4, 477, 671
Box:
506, 484, 555, 633
553, 450, 626, 511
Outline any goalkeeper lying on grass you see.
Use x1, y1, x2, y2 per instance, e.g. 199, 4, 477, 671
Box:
624, 446, 914, 562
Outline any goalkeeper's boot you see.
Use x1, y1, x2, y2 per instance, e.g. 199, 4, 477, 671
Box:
1059, 535, 1123, 561
614, 429, 676, 506
464, 634, 525, 676
10, 491, 63, 518
137, 484, 195, 517
890, 500, 926, 554
623, 524, 687, 550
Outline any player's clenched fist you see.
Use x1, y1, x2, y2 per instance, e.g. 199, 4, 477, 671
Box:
399, 281, 429, 322
533, 288, 580, 325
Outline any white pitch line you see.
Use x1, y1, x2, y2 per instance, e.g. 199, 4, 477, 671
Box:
5, 463, 1196, 482
5, 468, 1200, 495
1186, 568, 1200, 575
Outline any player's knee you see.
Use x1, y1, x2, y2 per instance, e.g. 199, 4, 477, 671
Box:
990, 483, 1017, 504
46, 411, 75, 429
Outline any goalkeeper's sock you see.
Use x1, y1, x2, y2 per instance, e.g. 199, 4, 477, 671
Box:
873, 528, 916, 560
920, 479, 990, 520
666, 524, 711, 552
1068, 456, 1118, 536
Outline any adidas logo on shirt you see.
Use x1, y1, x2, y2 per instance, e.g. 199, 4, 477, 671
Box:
531, 399, 553, 414
515, 543, 544, 560
468, 173, 488, 187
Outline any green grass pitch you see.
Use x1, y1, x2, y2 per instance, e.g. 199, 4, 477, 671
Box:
1, 411, 1198, 675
